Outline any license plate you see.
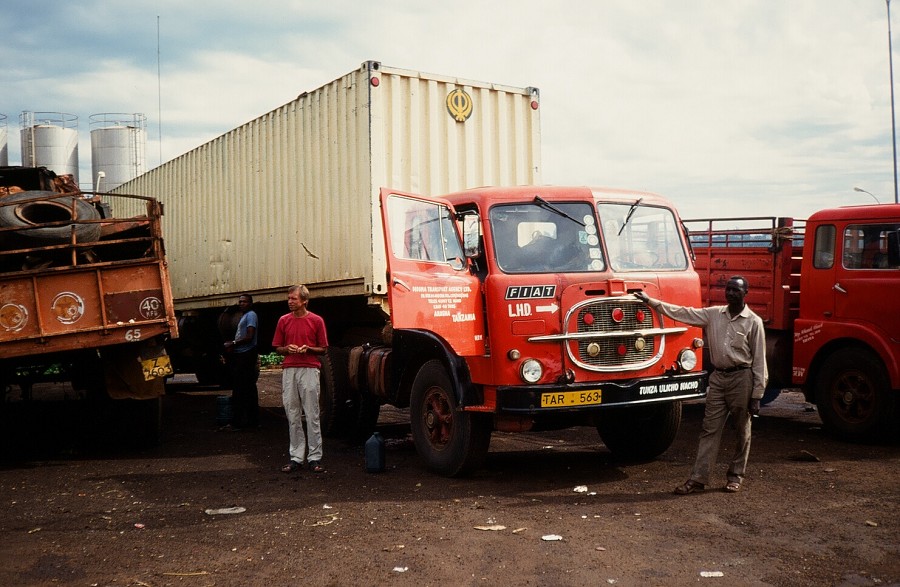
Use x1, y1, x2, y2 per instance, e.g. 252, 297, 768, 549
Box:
540, 389, 602, 407
142, 355, 173, 381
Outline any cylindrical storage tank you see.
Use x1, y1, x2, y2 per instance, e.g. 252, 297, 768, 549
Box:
90, 113, 147, 192
0, 114, 8, 166
19, 111, 79, 181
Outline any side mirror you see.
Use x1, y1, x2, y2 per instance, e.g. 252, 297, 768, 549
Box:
462, 214, 482, 258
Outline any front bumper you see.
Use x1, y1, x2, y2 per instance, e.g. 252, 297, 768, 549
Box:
496, 371, 708, 414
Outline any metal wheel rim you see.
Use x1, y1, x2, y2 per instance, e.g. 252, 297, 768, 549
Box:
830, 369, 876, 424
422, 386, 453, 449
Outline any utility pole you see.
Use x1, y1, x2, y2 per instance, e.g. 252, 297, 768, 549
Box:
888, 0, 899, 202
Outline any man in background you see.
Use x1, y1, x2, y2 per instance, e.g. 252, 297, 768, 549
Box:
222, 294, 259, 430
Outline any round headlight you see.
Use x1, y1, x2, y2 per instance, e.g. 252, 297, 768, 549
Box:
678, 349, 698, 371
520, 358, 543, 383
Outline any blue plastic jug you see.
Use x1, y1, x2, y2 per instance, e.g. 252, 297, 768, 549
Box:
365, 432, 385, 473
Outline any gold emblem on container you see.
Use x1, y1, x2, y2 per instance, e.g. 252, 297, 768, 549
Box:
446, 89, 473, 122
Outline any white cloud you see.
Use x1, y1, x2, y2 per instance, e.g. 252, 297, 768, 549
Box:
1, 0, 897, 216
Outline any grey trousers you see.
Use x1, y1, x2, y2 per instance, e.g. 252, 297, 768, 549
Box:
689, 369, 753, 485
282, 367, 323, 464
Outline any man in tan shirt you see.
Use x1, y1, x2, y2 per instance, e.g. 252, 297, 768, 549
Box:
636, 275, 767, 494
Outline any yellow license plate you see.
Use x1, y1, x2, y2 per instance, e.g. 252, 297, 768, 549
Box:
142, 355, 173, 381
540, 389, 602, 407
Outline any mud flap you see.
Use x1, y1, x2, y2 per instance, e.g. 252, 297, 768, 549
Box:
101, 339, 171, 400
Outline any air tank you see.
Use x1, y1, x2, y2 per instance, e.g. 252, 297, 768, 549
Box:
0, 114, 8, 166
90, 113, 146, 192
20, 111, 80, 181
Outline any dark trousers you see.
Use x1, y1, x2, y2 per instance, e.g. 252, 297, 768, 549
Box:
227, 350, 260, 428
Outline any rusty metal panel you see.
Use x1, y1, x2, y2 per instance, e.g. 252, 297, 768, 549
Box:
116, 61, 541, 310
0, 278, 40, 340
0, 261, 173, 356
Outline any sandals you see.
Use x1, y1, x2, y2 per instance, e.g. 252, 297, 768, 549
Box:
673, 480, 705, 495
280, 460, 324, 473
725, 481, 742, 493
280, 461, 302, 473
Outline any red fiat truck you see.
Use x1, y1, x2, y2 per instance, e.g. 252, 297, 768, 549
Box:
370, 185, 707, 475
686, 204, 900, 441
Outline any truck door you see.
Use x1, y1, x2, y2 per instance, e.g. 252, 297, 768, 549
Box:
379, 188, 486, 357
834, 222, 900, 337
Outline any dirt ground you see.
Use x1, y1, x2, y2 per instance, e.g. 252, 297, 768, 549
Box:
0, 369, 898, 587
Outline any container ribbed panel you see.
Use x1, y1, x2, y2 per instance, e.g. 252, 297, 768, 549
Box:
115, 62, 540, 309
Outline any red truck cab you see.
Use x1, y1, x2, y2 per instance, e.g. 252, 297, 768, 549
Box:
794, 204, 900, 439
379, 186, 706, 475
687, 204, 900, 441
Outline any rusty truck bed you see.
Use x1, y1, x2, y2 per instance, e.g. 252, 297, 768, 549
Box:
0, 191, 177, 359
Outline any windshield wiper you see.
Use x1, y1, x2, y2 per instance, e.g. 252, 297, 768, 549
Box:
533, 196, 585, 226
618, 197, 644, 235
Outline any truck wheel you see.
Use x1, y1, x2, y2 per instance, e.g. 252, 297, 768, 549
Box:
596, 401, 682, 461
320, 348, 352, 438
0, 190, 101, 245
410, 360, 491, 476
816, 348, 893, 441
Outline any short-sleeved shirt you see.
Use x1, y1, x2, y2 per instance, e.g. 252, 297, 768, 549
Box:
271, 311, 328, 368
648, 299, 768, 399
233, 310, 258, 353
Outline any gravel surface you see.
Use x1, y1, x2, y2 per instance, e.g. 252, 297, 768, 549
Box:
0, 370, 898, 586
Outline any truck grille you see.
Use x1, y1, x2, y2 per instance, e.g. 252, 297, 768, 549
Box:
573, 300, 657, 368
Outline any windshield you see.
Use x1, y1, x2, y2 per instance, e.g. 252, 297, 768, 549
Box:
597, 202, 688, 271
489, 202, 603, 273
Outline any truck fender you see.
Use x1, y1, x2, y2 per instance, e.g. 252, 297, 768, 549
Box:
391, 329, 481, 408
795, 320, 900, 392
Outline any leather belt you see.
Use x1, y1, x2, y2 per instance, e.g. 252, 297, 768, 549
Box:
715, 365, 750, 373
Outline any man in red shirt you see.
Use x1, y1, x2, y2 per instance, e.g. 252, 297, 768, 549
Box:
272, 285, 329, 473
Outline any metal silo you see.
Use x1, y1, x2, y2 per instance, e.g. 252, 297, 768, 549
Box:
0, 114, 8, 166
20, 111, 80, 181
90, 113, 146, 192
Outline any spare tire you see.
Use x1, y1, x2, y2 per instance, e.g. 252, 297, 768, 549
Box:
0, 190, 101, 246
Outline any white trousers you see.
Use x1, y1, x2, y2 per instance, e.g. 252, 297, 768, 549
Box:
282, 367, 323, 464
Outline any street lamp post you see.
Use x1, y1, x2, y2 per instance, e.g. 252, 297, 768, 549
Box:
888, 0, 899, 203
854, 186, 882, 203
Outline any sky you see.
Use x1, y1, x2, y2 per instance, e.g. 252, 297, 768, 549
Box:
2, 0, 898, 219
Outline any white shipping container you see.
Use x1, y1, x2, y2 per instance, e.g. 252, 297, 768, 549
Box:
116, 61, 541, 310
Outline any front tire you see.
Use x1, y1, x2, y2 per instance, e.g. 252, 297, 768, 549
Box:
410, 360, 491, 476
816, 348, 893, 441
596, 401, 682, 461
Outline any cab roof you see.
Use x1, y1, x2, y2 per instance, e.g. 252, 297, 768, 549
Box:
440, 185, 675, 208
807, 203, 900, 224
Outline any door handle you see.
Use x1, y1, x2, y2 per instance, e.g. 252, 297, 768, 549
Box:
392, 278, 411, 292
833, 283, 847, 294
